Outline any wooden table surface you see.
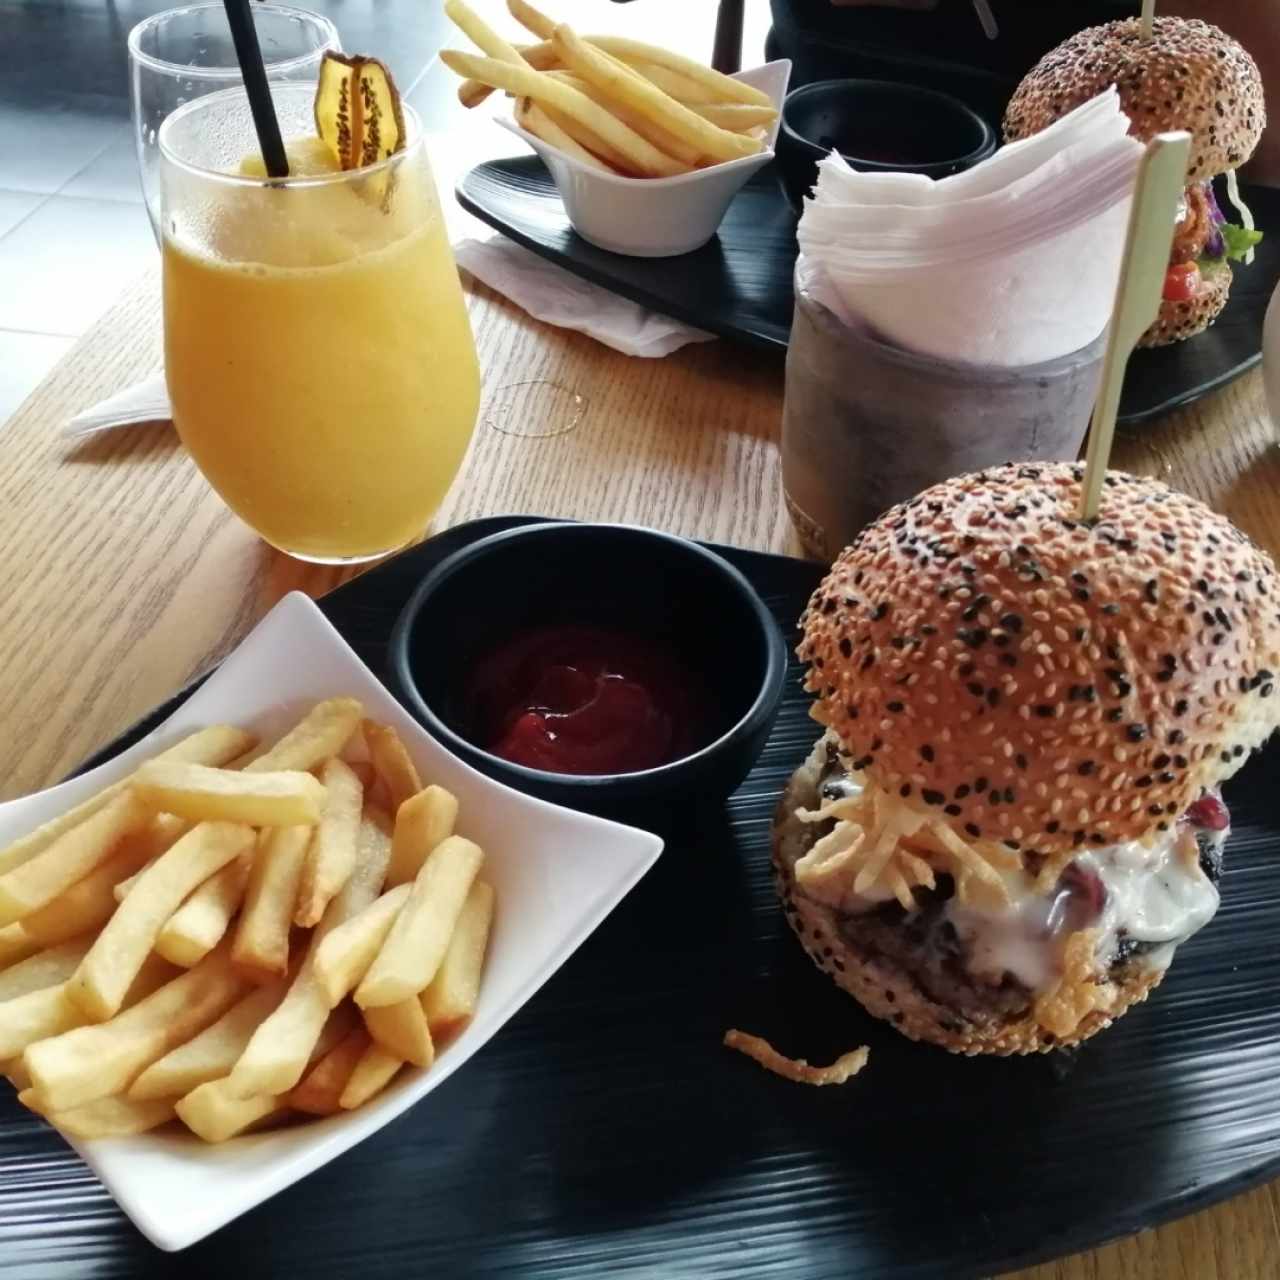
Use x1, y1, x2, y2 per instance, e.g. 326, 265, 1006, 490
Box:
2, 12, 1280, 1278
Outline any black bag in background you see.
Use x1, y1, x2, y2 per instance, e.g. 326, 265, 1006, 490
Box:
767, 0, 1137, 128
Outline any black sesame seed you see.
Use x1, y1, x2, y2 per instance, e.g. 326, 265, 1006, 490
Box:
1003, 788, 1016, 804
1135, 775, 1153, 788
1169, 729, 1185, 745
1220, 751, 1232, 764
1078, 761, 1095, 776
1264, 685, 1275, 698
1003, 839, 1020, 851
986, 689, 1000, 707
1035, 705, 1055, 718
1173, 699, 1189, 716
1152, 754, 1171, 768
838, 638, 852, 658
921, 745, 935, 763
1000, 613, 1023, 633
966, 682, 983, 698
1156, 670, 1174, 682
870, 738, 883, 751
1046, 820, 1060, 834
1145, 580, 1159, 603
959, 662, 976, 678
1233, 745, 1245, 757
860, 654, 875, 672
900, 784, 912, 798
974, 776, 988, 793
958, 628, 988, 648
965, 823, 981, 838
1016, 754, 1029, 770
922, 789, 945, 806
1158, 772, 1176, 784
872, 603, 889, 621
1072, 572, 1088, 585
1106, 708, 1124, 722
1073, 830, 1086, 846
1126, 724, 1147, 742
954, 784, 971, 799
1149, 804, 1164, 817
944, 804, 962, 817
1102, 604, 1120, 616
1000, 653, 1018, 668
1069, 685, 1096, 702
887, 701, 904, 713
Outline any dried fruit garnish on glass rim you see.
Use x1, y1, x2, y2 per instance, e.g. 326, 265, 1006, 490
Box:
314, 51, 406, 171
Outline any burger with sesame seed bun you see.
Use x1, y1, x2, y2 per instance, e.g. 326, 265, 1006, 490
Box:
1003, 16, 1265, 348
774, 462, 1280, 1055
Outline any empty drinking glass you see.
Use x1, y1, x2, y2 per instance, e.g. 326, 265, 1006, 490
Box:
128, 2, 339, 235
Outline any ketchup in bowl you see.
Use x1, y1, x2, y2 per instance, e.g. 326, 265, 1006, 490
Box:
466, 625, 704, 775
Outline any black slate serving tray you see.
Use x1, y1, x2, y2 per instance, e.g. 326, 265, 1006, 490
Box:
3, 515, 1279, 1278
457, 160, 1280, 426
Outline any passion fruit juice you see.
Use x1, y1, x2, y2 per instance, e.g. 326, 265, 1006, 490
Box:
163, 138, 479, 562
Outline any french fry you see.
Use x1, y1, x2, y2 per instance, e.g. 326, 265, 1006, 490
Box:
131, 762, 327, 827
386, 785, 457, 888
546, 69, 703, 167
232, 826, 311, 979
552, 25, 760, 164
25, 1093, 176, 1138
0, 725, 253, 879
289, 1026, 371, 1115
246, 697, 363, 774
225, 813, 394, 1097
516, 97, 614, 171
3, 1056, 31, 1090
363, 998, 433, 1067
356, 836, 484, 1009
506, 0, 555, 40
110, 814, 191, 904
685, 100, 777, 131
0, 925, 39, 970
590, 35, 773, 106
0, 938, 93, 1003
421, 879, 495, 1035
439, 49, 688, 177
0, 791, 150, 927
312, 883, 411, 1006
628, 60, 715, 105
458, 40, 558, 107
129, 978, 288, 1100
362, 722, 422, 815
445, 0, 525, 65
536, 99, 636, 172
0, 985, 83, 1060
339, 1043, 403, 1109
295, 757, 362, 928
0, 954, 172, 1060
156, 851, 254, 967
26, 945, 246, 1112
175, 1078, 284, 1143
68, 822, 255, 1020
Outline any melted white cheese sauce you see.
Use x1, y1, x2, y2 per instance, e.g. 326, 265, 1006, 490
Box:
946, 826, 1221, 991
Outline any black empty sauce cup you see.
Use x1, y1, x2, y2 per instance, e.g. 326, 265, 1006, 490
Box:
777, 79, 998, 213
388, 523, 788, 823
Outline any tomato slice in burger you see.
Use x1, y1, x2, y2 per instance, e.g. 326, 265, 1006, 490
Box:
1163, 262, 1201, 303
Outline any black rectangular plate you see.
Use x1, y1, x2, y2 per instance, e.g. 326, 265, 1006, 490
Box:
457, 160, 1280, 426
3, 516, 1279, 1278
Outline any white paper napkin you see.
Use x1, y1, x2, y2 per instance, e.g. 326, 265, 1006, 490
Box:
796, 88, 1145, 368
453, 235, 714, 358
64, 236, 713, 437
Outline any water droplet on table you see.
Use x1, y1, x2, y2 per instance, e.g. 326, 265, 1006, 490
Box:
482, 380, 585, 439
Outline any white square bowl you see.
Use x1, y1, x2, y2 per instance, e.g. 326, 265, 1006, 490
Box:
494, 60, 791, 257
0, 592, 663, 1250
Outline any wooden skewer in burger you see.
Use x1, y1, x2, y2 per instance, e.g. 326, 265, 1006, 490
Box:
1003, 13, 1265, 347
773, 136, 1280, 1055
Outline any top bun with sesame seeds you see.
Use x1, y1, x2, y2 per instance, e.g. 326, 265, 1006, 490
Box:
796, 462, 1280, 875
1003, 17, 1265, 183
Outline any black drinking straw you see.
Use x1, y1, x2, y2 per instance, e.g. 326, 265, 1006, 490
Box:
222, 0, 289, 177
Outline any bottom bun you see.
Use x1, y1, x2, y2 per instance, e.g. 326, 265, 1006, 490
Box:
771, 741, 1164, 1056
1138, 264, 1232, 348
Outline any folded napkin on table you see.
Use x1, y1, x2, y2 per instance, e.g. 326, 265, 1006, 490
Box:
64, 236, 713, 437
453, 235, 714, 358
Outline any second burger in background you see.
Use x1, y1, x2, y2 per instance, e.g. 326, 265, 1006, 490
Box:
1003, 16, 1265, 347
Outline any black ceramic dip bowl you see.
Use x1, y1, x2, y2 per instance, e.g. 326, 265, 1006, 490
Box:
388, 523, 787, 820
777, 78, 998, 211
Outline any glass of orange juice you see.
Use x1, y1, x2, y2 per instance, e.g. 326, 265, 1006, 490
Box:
158, 83, 480, 563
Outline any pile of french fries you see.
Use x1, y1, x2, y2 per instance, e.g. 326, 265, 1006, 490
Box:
442, 0, 778, 177
0, 699, 494, 1143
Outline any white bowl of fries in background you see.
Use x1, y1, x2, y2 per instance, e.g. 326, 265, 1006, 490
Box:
443, 0, 790, 257
0, 592, 661, 1249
